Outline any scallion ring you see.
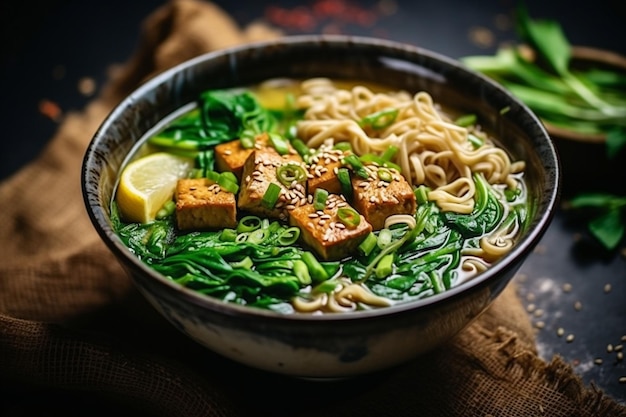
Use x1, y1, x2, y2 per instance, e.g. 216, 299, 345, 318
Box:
237, 215, 262, 233
337, 207, 361, 229
313, 188, 329, 211
277, 163, 307, 187
278, 227, 301, 245
377, 168, 392, 182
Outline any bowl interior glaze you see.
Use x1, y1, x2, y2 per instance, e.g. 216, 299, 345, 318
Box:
82, 35, 560, 377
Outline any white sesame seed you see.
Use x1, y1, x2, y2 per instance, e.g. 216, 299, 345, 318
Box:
594, 358, 603, 365
566, 334, 575, 343
557, 328, 565, 337
608, 344, 614, 353
604, 283, 612, 293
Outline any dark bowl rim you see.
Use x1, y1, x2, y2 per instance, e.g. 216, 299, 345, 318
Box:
82, 34, 561, 323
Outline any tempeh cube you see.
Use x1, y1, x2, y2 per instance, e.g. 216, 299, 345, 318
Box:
289, 194, 372, 260
351, 165, 416, 230
175, 178, 237, 230
238, 149, 308, 220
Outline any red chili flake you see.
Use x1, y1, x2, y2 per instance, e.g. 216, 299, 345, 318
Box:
38, 99, 62, 122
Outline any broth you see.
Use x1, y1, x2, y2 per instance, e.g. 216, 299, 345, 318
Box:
112, 78, 529, 314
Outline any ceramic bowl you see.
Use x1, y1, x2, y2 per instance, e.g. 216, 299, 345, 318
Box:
82, 35, 560, 379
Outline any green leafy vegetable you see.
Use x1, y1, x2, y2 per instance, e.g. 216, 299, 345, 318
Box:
442, 173, 504, 238
462, 3, 626, 156
567, 193, 626, 250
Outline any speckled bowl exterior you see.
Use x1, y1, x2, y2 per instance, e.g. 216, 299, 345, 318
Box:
82, 35, 560, 378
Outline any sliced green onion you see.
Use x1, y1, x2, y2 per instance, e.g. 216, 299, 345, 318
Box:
301, 251, 329, 283
262, 183, 282, 209
377, 228, 393, 249
240, 133, 255, 149
313, 188, 329, 211
206, 170, 220, 182
237, 215, 262, 233
358, 232, 378, 257
217, 174, 239, 194
247, 228, 269, 244
343, 154, 369, 179
156, 200, 176, 219
377, 168, 392, 182
454, 113, 477, 127
359, 153, 402, 172
291, 138, 311, 158
337, 168, 353, 201
333, 142, 352, 152
359, 108, 399, 130
380, 145, 398, 162
414, 185, 430, 205
268, 132, 290, 155
314, 279, 340, 293
277, 163, 307, 187
375, 253, 394, 279
293, 260, 312, 285
278, 227, 301, 245
467, 133, 484, 149
337, 207, 361, 229
219, 228, 238, 242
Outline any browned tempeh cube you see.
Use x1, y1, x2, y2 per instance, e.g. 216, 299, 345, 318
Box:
289, 194, 372, 261
175, 178, 237, 230
351, 165, 416, 230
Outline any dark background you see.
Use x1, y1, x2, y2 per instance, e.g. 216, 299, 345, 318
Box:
1, 0, 625, 414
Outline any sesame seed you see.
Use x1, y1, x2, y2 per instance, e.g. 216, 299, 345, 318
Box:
594, 358, 603, 365
574, 301, 582, 311
223, 150, 232, 155
533, 309, 544, 317
603, 283, 612, 293
562, 283, 572, 292
617, 352, 624, 361
286, 204, 296, 210
534, 321, 545, 329
566, 334, 575, 343
619, 377, 626, 384
320, 214, 331, 220
335, 222, 345, 229
608, 344, 614, 353
318, 220, 326, 226
557, 328, 565, 337
614, 344, 623, 352
308, 213, 319, 218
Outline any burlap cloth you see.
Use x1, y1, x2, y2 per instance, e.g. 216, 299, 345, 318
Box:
1, 1, 624, 416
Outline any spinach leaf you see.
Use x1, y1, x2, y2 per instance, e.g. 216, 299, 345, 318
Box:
567, 192, 626, 250
442, 174, 504, 238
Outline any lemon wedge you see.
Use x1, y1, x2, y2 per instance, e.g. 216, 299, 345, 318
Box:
116, 152, 194, 223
